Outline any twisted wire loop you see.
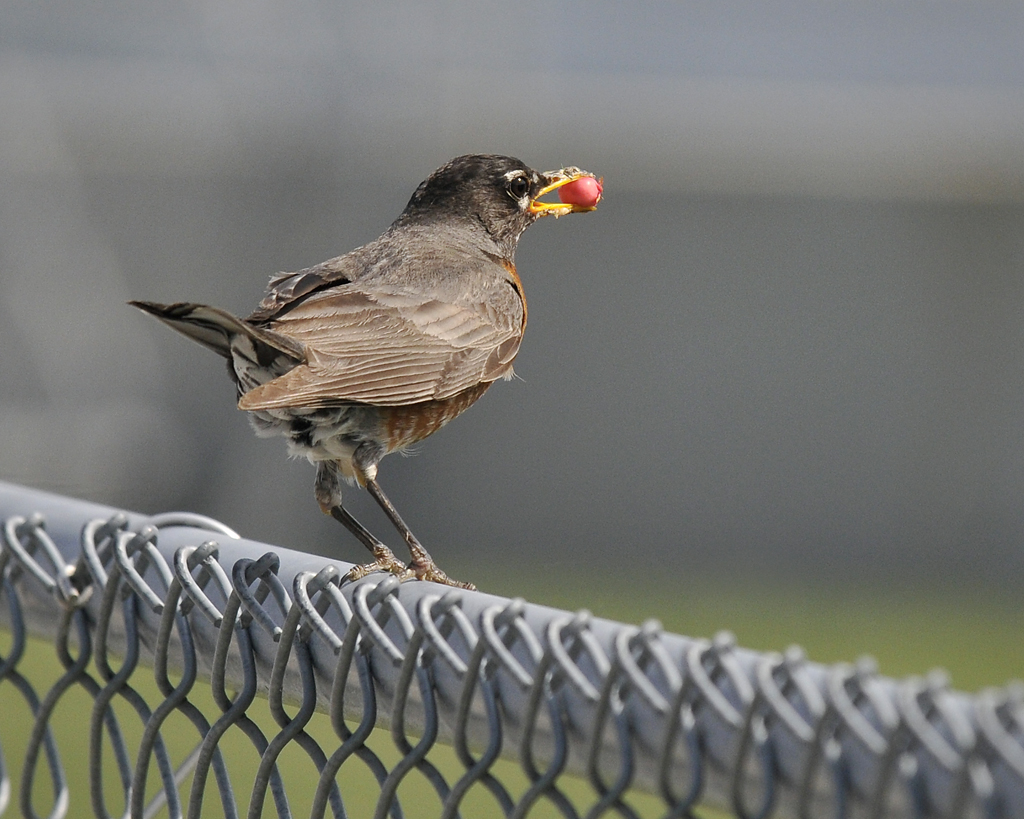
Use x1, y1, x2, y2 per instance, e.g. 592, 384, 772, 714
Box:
585, 624, 643, 819
186, 546, 286, 819
253, 561, 343, 819
374, 581, 455, 819
976, 684, 1024, 819
0, 516, 69, 818
428, 594, 515, 819
307, 572, 398, 819
89, 526, 170, 819
1, 485, 1023, 819
512, 611, 600, 819
134, 539, 236, 819
86, 513, 242, 819
731, 648, 826, 819
7, 513, 111, 819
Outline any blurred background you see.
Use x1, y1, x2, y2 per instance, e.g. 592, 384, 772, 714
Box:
1, 2, 1022, 679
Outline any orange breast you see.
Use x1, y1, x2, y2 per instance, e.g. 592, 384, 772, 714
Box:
503, 260, 527, 331
382, 382, 493, 451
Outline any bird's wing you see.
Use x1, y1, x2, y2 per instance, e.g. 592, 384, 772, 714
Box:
247, 252, 362, 323
237, 285, 522, 410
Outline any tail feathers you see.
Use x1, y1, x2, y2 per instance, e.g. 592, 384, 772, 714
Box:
129, 300, 304, 363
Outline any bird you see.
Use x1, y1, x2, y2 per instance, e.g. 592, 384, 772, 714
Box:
131, 154, 600, 589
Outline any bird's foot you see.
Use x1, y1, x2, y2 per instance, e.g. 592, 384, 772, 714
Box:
407, 556, 476, 590
343, 553, 475, 590
343, 545, 411, 584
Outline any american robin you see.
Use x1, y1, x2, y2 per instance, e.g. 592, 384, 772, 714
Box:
131, 154, 600, 589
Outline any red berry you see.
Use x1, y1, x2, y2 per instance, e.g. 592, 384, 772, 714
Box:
558, 176, 603, 207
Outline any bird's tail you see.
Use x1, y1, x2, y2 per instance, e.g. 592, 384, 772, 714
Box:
129, 300, 304, 363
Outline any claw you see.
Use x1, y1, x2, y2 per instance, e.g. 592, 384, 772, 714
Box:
407, 557, 476, 590
343, 554, 475, 589
343, 546, 410, 584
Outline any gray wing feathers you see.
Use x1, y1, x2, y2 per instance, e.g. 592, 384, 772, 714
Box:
237, 286, 523, 410
133, 272, 524, 411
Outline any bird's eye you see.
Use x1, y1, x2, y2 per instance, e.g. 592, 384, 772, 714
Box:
507, 175, 530, 200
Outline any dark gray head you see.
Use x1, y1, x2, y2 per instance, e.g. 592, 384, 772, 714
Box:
396, 154, 556, 256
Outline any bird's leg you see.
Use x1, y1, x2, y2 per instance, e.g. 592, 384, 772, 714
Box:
315, 461, 407, 583
364, 477, 475, 590
328, 505, 410, 582
351, 445, 475, 589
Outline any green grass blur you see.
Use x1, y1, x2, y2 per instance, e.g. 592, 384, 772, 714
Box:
1, 573, 1019, 817
472, 570, 1023, 691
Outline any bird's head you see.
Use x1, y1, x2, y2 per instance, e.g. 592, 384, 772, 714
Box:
398, 154, 601, 256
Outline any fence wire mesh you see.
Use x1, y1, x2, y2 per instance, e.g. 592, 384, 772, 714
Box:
0, 480, 1021, 819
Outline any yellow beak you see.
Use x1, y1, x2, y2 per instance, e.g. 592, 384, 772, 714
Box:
529, 167, 601, 217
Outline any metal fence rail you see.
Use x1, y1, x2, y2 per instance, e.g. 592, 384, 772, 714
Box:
0, 481, 1021, 819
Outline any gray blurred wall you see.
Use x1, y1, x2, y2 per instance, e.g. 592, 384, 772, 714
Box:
2, 2, 1023, 589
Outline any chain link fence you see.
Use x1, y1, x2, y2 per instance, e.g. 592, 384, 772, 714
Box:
0, 480, 1021, 818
